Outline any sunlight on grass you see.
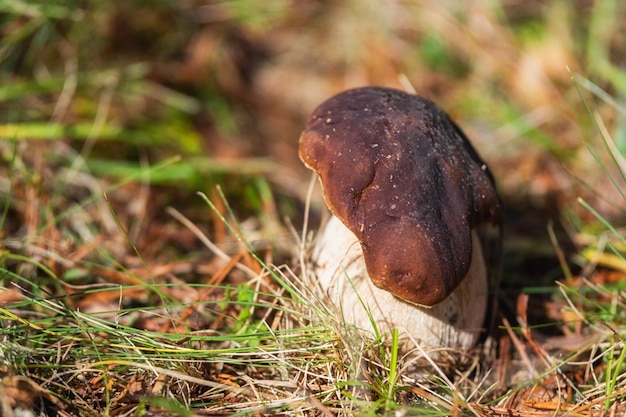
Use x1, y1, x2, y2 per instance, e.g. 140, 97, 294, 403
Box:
3, 0, 626, 415
0, 138, 399, 414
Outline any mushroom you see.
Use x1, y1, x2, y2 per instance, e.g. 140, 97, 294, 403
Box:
299, 86, 501, 351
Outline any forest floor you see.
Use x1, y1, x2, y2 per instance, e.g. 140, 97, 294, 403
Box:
2, 1, 626, 416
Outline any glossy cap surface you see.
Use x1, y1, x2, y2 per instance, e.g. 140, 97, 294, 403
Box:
299, 86, 500, 306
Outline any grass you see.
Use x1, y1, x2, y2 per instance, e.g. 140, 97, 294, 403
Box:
3, 117, 626, 416
2, 0, 626, 416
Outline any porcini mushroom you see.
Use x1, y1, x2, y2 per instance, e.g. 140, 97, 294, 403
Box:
299, 86, 501, 351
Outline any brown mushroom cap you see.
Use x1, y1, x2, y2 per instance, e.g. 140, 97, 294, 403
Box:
299, 86, 500, 306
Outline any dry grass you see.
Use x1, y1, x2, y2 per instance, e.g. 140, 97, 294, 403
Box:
2, 1, 626, 416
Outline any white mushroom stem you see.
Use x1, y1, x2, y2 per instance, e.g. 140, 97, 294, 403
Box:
313, 215, 488, 353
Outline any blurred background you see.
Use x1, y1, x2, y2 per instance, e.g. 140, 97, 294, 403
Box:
1, 0, 626, 285
5, 4, 626, 413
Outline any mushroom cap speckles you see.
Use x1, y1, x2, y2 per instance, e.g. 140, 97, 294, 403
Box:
298, 86, 501, 306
